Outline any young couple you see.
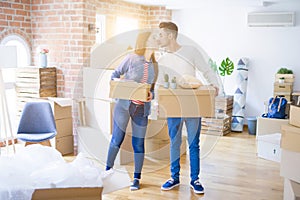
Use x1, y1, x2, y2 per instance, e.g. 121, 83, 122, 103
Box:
105, 22, 219, 194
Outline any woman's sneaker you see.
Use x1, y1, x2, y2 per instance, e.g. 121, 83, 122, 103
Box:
161, 178, 180, 190
130, 178, 140, 191
190, 179, 204, 194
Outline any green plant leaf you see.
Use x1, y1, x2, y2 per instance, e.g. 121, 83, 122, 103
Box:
219, 57, 234, 76
208, 58, 218, 72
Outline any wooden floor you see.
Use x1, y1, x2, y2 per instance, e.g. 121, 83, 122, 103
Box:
102, 130, 283, 200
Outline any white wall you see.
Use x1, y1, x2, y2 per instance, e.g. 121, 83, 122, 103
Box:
172, 1, 300, 118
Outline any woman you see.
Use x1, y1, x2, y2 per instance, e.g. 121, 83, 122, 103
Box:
105, 31, 158, 191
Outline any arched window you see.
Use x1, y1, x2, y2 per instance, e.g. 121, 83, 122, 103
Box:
0, 34, 31, 132
0, 34, 31, 67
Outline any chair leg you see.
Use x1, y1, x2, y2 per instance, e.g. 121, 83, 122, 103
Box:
25, 140, 52, 147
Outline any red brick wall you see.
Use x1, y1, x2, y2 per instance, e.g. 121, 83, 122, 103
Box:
0, 0, 32, 56
0, 0, 172, 133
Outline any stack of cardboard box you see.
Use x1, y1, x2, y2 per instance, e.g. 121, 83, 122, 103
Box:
274, 73, 294, 102
280, 102, 300, 200
48, 98, 74, 155
201, 95, 233, 136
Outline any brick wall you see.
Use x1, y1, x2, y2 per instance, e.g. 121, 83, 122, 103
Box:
0, 0, 172, 134
0, 0, 32, 54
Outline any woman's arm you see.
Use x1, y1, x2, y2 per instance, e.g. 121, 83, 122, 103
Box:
111, 55, 131, 79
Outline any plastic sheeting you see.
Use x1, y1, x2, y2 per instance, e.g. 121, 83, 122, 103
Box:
0, 145, 103, 200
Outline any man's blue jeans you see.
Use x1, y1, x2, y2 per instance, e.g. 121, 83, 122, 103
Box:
167, 117, 201, 182
106, 101, 148, 179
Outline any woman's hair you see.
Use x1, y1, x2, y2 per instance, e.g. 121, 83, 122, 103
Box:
134, 31, 152, 56
134, 31, 158, 88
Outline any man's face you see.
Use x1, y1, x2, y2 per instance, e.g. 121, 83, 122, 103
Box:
157, 28, 171, 48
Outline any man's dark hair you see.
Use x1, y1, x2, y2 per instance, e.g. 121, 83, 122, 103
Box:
159, 21, 178, 39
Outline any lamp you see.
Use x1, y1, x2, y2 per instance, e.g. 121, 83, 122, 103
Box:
0, 45, 17, 154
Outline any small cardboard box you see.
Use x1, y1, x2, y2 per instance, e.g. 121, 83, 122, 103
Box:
274, 82, 293, 93
109, 80, 150, 101
51, 135, 74, 155
275, 74, 295, 83
281, 149, 300, 183
281, 124, 300, 152
292, 92, 300, 107
256, 117, 288, 138
32, 187, 103, 200
283, 179, 300, 200
56, 118, 73, 138
257, 133, 281, 162
47, 97, 72, 120
157, 86, 215, 118
290, 105, 300, 128
146, 119, 169, 140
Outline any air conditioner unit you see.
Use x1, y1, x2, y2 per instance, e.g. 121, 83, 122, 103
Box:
247, 12, 295, 27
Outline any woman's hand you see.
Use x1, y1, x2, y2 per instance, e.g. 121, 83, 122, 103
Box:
146, 91, 153, 102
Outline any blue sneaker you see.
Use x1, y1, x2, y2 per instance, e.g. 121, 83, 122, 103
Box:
161, 178, 180, 190
130, 178, 140, 191
190, 179, 204, 194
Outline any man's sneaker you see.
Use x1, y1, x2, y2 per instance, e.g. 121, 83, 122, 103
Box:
190, 179, 204, 194
130, 178, 140, 191
161, 178, 180, 190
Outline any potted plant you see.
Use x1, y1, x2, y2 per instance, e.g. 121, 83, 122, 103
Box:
279, 77, 285, 84
170, 76, 177, 89
163, 73, 169, 88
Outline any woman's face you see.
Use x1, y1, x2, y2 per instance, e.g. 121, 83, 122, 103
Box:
146, 32, 159, 50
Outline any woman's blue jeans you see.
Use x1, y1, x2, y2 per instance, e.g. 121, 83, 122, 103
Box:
106, 101, 148, 179
167, 117, 201, 182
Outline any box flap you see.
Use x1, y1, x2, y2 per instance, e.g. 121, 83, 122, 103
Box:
48, 97, 72, 107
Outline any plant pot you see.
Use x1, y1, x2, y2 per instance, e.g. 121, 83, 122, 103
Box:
40, 53, 47, 68
279, 79, 285, 84
163, 82, 169, 89
170, 82, 177, 89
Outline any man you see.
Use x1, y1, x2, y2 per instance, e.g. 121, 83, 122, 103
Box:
157, 21, 219, 194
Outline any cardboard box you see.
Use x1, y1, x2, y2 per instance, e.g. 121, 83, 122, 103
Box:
292, 92, 300, 107
145, 135, 187, 160
109, 80, 150, 102
281, 149, 300, 183
284, 179, 300, 200
32, 187, 102, 200
157, 86, 215, 118
275, 74, 295, 83
256, 117, 288, 137
257, 133, 281, 162
56, 118, 73, 138
274, 82, 293, 93
47, 97, 72, 120
290, 105, 300, 128
281, 124, 300, 152
77, 126, 133, 165
83, 67, 114, 101
51, 135, 74, 155
146, 119, 169, 140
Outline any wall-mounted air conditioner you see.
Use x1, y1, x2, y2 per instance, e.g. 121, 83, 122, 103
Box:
247, 12, 295, 27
